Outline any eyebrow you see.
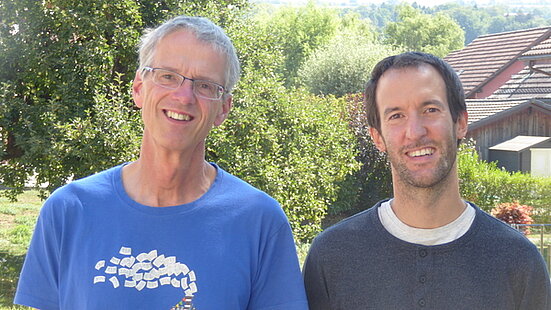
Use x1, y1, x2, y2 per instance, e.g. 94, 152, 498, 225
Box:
153, 66, 224, 85
382, 99, 446, 117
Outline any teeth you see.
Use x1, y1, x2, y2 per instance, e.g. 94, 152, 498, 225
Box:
409, 148, 434, 157
166, 111, 190, 121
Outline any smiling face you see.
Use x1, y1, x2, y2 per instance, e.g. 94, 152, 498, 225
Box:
132, 29, 232, 155
369, 64, 467, 189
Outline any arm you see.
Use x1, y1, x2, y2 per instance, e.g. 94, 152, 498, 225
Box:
517, 249, 551, 309
248, 222, 308, 310
302, 238, 331, 310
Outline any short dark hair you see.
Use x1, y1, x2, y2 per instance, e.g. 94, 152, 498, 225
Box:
364, 51, 465, 133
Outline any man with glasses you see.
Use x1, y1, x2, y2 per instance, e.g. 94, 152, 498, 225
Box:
15, 15, 308, 310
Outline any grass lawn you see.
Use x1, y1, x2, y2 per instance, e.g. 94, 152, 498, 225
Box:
0, 190, 42, 310
0, 190, 549, 310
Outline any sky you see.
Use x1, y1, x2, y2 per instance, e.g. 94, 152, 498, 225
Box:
251, 0, 551, 8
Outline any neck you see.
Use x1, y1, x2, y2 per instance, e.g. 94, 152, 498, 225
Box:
121, 141, 215, 207
390, 167, 465, 229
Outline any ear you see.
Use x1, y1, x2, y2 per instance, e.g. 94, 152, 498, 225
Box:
455, 110, 468, 140
132, 70, 144, 109
369, 126, 386, 153
214, 95, 233, 127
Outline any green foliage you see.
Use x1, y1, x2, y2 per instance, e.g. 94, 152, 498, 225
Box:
433, 3, 551, 44
351, 2, 551, 46
433, 3, 490, 44
253, 1, 339, 87
0, 0, 248, 199
483, 5, 550, 35
347, 3, 397, 29
384, 3, 464, 58
458, 140, 551, 223
298, 30, 399, 97
207, 70, 359, 241
0, 0, 144, 197
328, 94, 391, 216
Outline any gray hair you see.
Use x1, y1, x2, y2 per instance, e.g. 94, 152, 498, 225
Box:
138, 15, 241, 94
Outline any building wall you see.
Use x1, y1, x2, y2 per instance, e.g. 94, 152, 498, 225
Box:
467, 61, 526, 99
467, 108, 551, 161
489, 150, 520, 170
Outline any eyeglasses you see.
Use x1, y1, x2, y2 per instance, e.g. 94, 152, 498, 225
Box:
142, 67, 226, 100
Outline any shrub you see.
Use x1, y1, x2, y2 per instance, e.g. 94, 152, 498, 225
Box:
491, 201, 534, 234
207, 70, 359, 241
298, 30, 400, 97
458, 140, 551, 223
327, 94, 391, 216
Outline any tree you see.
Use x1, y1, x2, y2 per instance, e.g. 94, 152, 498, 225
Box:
298, 30, 399, 97
0, 0, 145, 199
253, 1, 339, 88
384, 3, 464, 57
433, 3, 490, 44
349, 3, 398, 30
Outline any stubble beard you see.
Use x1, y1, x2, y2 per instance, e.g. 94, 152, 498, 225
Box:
389, 136, 458, 190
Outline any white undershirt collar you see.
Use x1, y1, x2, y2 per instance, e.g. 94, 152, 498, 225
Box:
378, 199, 476, 246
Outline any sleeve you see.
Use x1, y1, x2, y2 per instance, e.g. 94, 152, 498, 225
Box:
302, 236, 332, 310
517, 247, 551, 310
14, 198, 61, 310
247, 222, 308, 310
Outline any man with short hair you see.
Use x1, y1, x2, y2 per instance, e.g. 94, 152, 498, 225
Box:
303, 51, 550, 309
15, 15, 308, 309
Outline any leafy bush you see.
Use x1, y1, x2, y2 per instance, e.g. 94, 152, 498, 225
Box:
384, 3, 464, 58
207, 70, 359, 241
327, 94, 392, 216
458, 140, 551, 223
298, 30, 399, 97
491, 201, 534, 234
253, 1, 340, 88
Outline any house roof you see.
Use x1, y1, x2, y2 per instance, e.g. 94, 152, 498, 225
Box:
466, 98, 551, 129
489, 63, 551, 99
489, 135, 551, 152
521, 36, 551, 59
466, 98, 528, 124
444, 27, 551, 96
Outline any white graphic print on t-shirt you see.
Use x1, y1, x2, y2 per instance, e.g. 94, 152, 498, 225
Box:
93, 246, 198, 296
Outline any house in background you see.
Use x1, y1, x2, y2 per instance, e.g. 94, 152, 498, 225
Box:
444, 27, 551, 171
466, 98, 551, 161
445, 27, 551, 99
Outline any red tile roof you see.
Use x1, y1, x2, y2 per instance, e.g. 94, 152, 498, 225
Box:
466, 98, 528, 124
466, 98, 551, 127
490, 63, 551, 99
522, 37, 551, 58
445, 27, 551, 96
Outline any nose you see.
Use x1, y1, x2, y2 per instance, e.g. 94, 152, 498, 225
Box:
405, 115, 427, 140
171, 79, 196, 103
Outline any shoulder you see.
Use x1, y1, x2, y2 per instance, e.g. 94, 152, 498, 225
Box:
40, 165, 121, 215
215, 165, 280, 208
470, 203, 542, 257
52, 165, 120, 197
309, 204, 381, 255
213, 165, 288, 223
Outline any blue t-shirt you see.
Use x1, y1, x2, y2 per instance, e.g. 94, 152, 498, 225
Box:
15, 163, 308, 310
